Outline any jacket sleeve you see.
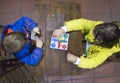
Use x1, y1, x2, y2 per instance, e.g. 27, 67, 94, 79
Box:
64, 18, 103, 34
20, 48, 43, 66
13, 16, 37, 31
78, 50, 113, 69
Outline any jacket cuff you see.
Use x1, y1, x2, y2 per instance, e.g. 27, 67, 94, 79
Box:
61, 26, 67, 32
36, 47, 42, 50
74, 57, 80, 65
33, 26, 39, 30
34, 26, 39, 28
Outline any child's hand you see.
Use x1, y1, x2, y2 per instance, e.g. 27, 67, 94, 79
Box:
67, 53, 78, 63
36, 38, 43, 48
53, 28, 65, 37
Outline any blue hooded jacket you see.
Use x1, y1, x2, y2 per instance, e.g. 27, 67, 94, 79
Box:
1, 16, 43, 66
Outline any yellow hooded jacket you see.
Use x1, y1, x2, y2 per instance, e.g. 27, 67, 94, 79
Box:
64, 18, 120, 69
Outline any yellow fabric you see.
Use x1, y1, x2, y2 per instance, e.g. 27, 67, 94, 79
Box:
64, 18, 120, 69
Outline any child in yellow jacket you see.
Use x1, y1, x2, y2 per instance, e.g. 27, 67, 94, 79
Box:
53, 18, 120, 69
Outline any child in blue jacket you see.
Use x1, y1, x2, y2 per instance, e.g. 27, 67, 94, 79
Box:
1, 16, 43, 66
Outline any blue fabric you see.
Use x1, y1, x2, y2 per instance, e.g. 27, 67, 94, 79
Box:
1, 16, 43, 66
1, 16, 37, 39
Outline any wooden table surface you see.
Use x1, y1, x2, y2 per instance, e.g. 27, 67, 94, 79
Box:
27, 0, 82, 77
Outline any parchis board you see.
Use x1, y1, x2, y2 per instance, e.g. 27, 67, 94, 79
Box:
50, 33, 69, 50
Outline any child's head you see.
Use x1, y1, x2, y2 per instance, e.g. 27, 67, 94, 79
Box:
94, 22, 120, 48
2, 32, 27, 54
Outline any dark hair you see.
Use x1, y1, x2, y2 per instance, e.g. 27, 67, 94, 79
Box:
2, 32, 27, 54
94, 22, 120, 48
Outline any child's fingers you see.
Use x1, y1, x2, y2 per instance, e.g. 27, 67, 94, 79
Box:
67, 53, 77, 63
36, 38, 44, 48
67, 53, 72, 61
36, 38, 43, 43
52, 31, 57, 37
53, 30, 59, 37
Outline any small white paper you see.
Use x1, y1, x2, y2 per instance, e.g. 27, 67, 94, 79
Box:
31, 31, 37, 40
50, 33, 69, 50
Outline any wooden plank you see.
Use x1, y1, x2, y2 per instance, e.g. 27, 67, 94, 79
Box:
68, 3, 80, 20
15, 68, 30, 83
0, 25, 5, 60
0, 66, 35, 83
6, 73, 16, 83
25, 0, 47, 81
1, 75, 10, 83
46, 14, 64, 31
0, 25, 4, 35
68, 31, 82, 56
45, 32, 61, 75
45, 12, 71, 75
66, 2, 82, 75
32, 0, 47, 77
15, 68, 29, 82
20, 66, 35, 83
47, 1, 82, 55
68, 31, 82, 75
10, 71, 23, 83
32, 0, 81, 77
0, 79, 4, 83
45, 1, 81, 76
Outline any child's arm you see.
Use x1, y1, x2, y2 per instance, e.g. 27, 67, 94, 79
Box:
14, 38, 43, 66
76, 50, 112, 69
64, 18, 103, 33
53, 18, 103, 37
20, 48, 43, 66
20, 38, 43, 66
67, 46, 114, 69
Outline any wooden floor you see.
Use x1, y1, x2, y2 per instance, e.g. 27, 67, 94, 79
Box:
1, 0, 120, 83
0, 64, 36, 83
